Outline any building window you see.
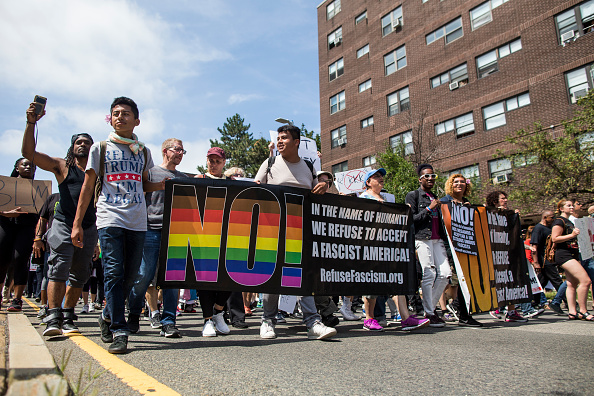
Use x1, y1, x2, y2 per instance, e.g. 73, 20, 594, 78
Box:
329, 58, 344, 82
357, 44, 369, 58
426, 17, 463, 45
355, 10, 367, 25
331, 125, 347, 148
330, 91, 345, 115
387, 87, 410, 116
556, 0, 594, 44
363, 156, 376, 167
482, 92, 530, 130
565, 64, 594, 103
431, 63, 468, 88
384, 45, 407, 76
445, 164, 480, 182
513, 153, 538, 168
389, 130, 414, 155
328, 27, 343, 50
470, 0, 509, 30
327, 0, 341, 20
332, 161, 348, 174
361, 116, 374, 128
476, 38, 522, 78
359, 79, 372, 93
489, 158, 512, 179
381, 6, 403, 36
435, 112, 475, 138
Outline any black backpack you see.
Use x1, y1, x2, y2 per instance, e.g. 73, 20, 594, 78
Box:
265, 156, 316, 180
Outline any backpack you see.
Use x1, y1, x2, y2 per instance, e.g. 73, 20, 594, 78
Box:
94, 141, 148, 207
265, 155, 316, 181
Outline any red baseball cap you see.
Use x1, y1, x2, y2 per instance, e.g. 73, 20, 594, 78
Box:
207, 147, 226, 159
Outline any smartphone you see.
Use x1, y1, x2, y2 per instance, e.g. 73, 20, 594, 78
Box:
33, 95, 47, 115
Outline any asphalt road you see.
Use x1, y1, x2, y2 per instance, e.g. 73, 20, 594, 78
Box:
22, 301, 594, 395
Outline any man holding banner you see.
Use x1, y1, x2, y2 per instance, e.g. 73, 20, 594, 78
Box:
405, 164, 450, 328
254, 124, 336, 340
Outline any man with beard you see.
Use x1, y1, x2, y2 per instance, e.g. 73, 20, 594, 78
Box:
22, 103, 98, 337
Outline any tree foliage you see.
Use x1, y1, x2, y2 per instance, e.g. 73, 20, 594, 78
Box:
197, 114, 270, 177
376, 144, 420, 204
499, 90, 594, 210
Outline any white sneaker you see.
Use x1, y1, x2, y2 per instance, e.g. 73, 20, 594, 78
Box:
202, 319, 217, 337
307, 321, 337, 340
80, 304, 89, 314
88, 304, 95, 313
260, 319, 276, 339
340, 298, 361, 321
212, 312, 230, 334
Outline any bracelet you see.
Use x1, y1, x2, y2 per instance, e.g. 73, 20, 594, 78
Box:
27, 121, 35, 125
33, 238, 42, 242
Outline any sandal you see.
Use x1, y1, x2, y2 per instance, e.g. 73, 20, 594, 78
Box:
568, 313, 580, 320
577, 311, 594, 321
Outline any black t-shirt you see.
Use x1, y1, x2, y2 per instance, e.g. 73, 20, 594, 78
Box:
530, 223, 551, 265
39, 193, 60, 230
552, 217, 579, 252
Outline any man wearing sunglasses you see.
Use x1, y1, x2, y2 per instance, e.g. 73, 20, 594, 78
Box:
405, 164, 451, 328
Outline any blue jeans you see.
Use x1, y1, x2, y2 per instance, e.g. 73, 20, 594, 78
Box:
582, 258, 594, 283
98, 227, 146, 336
551, 281, 567, 306
128, 229, 178, 325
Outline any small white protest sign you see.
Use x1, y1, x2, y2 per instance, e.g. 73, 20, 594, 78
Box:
334, 167, 372, 194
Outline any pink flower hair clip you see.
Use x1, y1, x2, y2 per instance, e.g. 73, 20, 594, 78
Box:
105, 115, 112, 124
466, 179, 471, 184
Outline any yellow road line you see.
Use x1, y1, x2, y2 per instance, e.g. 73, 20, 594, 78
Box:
23, 298, 181, 396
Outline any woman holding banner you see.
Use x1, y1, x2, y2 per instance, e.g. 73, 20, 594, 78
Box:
0, 158, 39, 311
440, 174, 483, 327
551, 199, 593, 321
360, 168, 429, 331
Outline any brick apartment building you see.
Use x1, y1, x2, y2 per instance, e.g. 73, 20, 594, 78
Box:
317, 0, 594, 218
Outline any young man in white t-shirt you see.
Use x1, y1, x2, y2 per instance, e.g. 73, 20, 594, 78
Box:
254, 125, 336, 340
71, 97, 163, 354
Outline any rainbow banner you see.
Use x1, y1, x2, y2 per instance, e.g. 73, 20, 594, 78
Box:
157, 178, 416, 296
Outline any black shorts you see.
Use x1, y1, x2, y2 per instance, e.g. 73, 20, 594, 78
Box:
554, 248, 579, 267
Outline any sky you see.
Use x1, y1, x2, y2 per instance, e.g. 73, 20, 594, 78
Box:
0, 0, 322, 189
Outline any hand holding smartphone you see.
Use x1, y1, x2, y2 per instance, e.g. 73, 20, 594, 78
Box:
33, 95, 47, 115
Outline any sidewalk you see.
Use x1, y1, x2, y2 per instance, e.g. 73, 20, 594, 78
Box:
1, 310, 69, 395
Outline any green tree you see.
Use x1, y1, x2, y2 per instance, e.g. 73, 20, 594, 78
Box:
376, 143, 420, 204
498, 90, 594, 211
197, 114, 270, 177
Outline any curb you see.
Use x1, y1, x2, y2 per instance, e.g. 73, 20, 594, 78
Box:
5, 312, 69, 396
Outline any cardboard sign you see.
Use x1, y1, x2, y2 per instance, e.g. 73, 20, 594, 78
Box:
335, 167, 372, 195
269, 131, 321, 173
0, 175, 52, 214
573, 217, 594, 260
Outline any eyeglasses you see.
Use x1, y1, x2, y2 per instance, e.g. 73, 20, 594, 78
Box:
323, 180, 333, 186
167, 147, 187, 155
420, 174, 438, 180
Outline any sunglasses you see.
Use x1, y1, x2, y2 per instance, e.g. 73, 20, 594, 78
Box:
420, 174, 438, 180
167, 147, 187, 155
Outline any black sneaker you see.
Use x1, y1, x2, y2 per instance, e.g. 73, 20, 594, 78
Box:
549, 302, 565, 315
128, 313, 140, 334
322, 315, 340, 328
150, 312, 162, 329
108, 335, 128, 354
62, 309, 80, 334
43, 308, 63, 337
232, 321, 249, 329
160, 324, 181, 338
98, 315, 113, 343
458, 317, 483, 327
7, 298, 23, 312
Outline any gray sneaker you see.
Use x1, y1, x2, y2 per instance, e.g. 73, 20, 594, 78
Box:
160, 324, 181, 338
108, 335, 128, 354
37, 306, 49, 320
150, 312, 162, 329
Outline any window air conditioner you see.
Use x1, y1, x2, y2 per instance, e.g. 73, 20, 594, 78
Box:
449, 81, 459, 91
337, 137, 347, 146
392, 20, 401, 29
561, 30, 575, 46
335, 37, 342, 46
493, 174, 509, 185
571, 88, 589, 103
